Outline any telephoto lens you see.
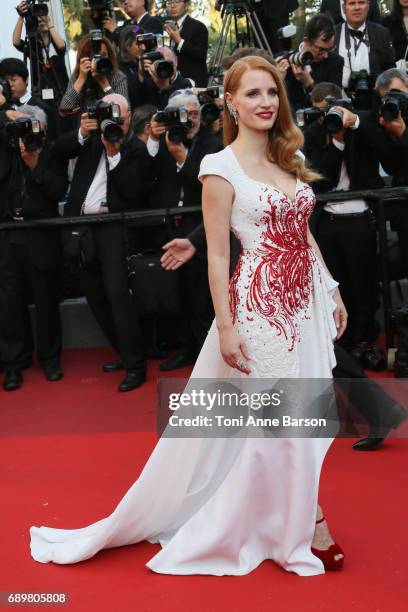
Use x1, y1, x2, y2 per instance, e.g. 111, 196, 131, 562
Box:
323, 108, 344, 133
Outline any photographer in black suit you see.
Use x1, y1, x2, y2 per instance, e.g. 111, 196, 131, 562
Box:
147, 89, 222, 370
103, 0, 163, 46
335, 0, 395, 92
276, 13, 344, 112
0, 103, 68, 391
304, 81, 383, 353
141, 46, 194, 109
59, 93, 151, 391
320, 0, 381, 24
254, 1, 299, 54
164, 0, 209, 87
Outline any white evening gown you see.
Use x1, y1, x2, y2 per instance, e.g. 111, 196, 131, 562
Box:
30, 146, 339, 576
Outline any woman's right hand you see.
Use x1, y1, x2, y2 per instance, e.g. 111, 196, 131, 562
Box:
78, 57, 92, 81
219, 326, 252, 374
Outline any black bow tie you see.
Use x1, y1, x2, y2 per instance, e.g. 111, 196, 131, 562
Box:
348, 28, 365, 41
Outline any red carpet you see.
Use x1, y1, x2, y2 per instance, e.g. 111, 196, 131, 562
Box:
1, 348, 407, 611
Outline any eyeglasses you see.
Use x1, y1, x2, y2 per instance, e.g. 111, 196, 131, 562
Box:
167, 1, 185, 5
310, 42, 334, 56
169, 88, 196, 99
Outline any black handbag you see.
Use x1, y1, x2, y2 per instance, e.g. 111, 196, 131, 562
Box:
127, 249, 181, 318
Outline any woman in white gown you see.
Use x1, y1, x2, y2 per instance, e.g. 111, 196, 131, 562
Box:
30, 56, 347, 576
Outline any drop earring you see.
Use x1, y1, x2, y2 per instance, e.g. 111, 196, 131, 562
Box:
226, 99, 239, 125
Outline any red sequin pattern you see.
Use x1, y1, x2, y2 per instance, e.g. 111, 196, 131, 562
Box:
230, 186, 316, 350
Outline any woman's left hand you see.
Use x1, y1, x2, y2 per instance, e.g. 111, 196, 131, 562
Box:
332, 288, 347, 340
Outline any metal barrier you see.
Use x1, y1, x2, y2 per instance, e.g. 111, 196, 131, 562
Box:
1, 187, 408, 362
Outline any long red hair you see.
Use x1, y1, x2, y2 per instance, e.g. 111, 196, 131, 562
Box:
223, 56, 320, 183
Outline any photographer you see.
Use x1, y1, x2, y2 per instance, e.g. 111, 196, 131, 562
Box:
103, 0, 163, 45
360, 68, 408, 276
164, 0, 209, 87
320, 0, 381, 24
254, 1, 299, 54
60, 33, 128, 117
0, 104, 68, 391
0, 57, 58, 141
58, 93, 150, 392
12, 1, 68, 99
276, 13, 344, 112
141, 45, 194, 109
147, 89, 222, 370
304, 81, 383, 353
118, 26, 146, 110
335, 0, 395, 94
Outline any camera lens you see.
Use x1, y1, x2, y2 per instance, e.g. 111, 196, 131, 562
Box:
324, 109, 343, 133
100, 119, 123, 143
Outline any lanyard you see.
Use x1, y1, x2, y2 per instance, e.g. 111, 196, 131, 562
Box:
344, 25, 369, 73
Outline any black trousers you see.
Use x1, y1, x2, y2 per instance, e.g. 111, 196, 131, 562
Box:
316, 211, 378, 346
333, 343, 407, 435
0, 234, 61, 370
78, 223, 145, 372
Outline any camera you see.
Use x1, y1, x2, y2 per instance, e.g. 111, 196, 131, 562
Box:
143, 51, 174, 80
88, 0, 114, 30
296, 96, 352, 133
90, 29, 113, 75
136, 33, 164, 53
23, 0, 49, 18
348, 69, 372, 95
379, 90, 408, 122
19, 0, 49, 34
278, 49, 314, 68
86, 100, 124, 143
198, 86, 221, 124
0, 79, 12, 105
156, 106, 192, 144
0, 117, 45, 151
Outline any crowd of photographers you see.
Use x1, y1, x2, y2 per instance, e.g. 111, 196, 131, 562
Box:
1, 0, 408, 393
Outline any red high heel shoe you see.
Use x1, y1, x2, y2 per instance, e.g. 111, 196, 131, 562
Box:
311, 516, 345, 571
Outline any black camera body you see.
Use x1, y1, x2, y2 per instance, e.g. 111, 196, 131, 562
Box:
90, 29, 113, 75
88, 0, 114, 30
296, 96, 352, 133
379, 90, 408, 122
198, 86, 221, 124
86, 100, 124, 143
143, 51, 174, 80
136, 33, 164, 52
278, 49, 314, 68
25, 0, 50, 18
156, 106, 192, 144
0, 117, 45, 151
348, 69, 373, 95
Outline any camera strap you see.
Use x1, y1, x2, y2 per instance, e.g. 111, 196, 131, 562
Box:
345, 25, 369, 73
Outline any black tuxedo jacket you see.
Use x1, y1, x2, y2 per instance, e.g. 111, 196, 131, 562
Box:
176, 15, 209, 87
285, 52, 344, 112
334, 21, 395, 80
320, 0, 381, 24
138, 13, 163, 35
0, 140, 68, 268
56, 130, 155, 217
151, 127, 222, 235
303, 116, 384, 194
382, 13, 408, 61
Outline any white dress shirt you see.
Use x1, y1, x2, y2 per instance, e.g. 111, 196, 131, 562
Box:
339, 21, 370, 89
78, 129, 121, 215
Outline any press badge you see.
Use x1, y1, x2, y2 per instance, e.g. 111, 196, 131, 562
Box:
42, 89, 54, 100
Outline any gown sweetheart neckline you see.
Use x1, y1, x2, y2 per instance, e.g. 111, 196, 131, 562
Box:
226, 145, 301, 206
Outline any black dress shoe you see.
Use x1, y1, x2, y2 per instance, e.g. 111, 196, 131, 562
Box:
119, 371, 146, 392
3, 370, 23, 391
102, 361, 124, 373
159, 353, 195, 371
44, 364, 64, 382
353, 437, 385, 451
